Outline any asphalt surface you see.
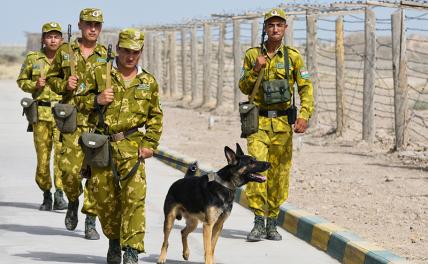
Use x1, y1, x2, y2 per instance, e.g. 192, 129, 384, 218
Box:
0, 79, 339, 263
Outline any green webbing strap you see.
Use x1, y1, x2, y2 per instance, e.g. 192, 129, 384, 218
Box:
283, 46, 295, 109
249, 45, 265, 104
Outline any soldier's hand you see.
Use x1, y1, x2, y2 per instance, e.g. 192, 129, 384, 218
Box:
294, 118, 308, 133
138, 147, 153, 159
97, 88, 114, 105
67, 76, 78, 91
254, 55, 267, 73
36, 77, 46, 90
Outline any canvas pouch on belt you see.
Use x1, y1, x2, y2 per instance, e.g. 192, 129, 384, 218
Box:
79, 132, 110, 168
20, 97, 38, 124
52, 103, 77, 133
239, 102, 259, 138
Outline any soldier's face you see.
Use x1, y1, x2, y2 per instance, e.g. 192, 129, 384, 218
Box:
42, 31, 63, 52
117, 47, 142, 70
78, 21, 102, 42
265, 17, 287, 42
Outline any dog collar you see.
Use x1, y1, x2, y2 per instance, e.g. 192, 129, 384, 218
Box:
207, 172, 236, 191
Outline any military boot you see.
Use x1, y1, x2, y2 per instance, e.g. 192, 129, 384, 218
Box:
85, 215, 100, 240
246, 215, 266, 242
39, 190, 52, 211
266, 217, 282, 241
53, 189, 68, 210
65, 200, 79, 231
107, 239, 122, 264
123, 246, 139, 264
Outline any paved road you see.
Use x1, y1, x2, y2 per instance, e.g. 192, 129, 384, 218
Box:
0, 80, 339, 263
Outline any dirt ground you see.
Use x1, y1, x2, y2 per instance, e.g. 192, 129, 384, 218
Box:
160, 100, 428, 264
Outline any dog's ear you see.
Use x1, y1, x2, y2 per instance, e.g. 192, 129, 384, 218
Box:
236, 143, 244, 156
224, 146, 237, 165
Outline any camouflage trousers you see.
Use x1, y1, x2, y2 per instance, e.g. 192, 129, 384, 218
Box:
92, 157, 147, 253
245, 127, 293, 218
33, 120, 63, 192
59, 125, 97, 216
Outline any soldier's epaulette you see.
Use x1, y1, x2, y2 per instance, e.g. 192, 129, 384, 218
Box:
25, 51, 38, 58
58, 42, 70, 51
138, 68, 156, 82
95, 43, 108, 55
26, 51, 45, 62
286, 46, 301, 55
245, 46, 261, 53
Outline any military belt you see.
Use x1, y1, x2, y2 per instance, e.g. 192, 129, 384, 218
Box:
38, 101, 51, 107
109, 127, 139, 142
259, 109, 290, 118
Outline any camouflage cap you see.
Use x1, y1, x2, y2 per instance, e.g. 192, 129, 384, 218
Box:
42, 22, 62, 33
118, 28, 145, 51
264, 8, 287, 22
79, 8, 104, 23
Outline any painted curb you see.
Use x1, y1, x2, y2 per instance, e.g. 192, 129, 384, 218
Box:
154, 147, 408, 264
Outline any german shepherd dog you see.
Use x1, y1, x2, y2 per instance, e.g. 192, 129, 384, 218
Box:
157, 143, 270, 264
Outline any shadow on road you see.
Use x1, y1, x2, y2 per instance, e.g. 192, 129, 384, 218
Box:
142, 253, 211, 264
367, 162, 428, 172
0, 224, 82, 238
0, 201, 39, 210
0, 201, 67, 214
13, 251, 104, 263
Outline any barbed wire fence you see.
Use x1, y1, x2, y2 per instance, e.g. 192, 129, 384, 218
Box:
25, 0, 428, 153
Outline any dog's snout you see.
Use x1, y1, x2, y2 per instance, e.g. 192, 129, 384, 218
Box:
264, 162, 271, 169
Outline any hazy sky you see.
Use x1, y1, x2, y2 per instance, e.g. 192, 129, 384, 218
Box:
2, 0, 318, 45
3, 1, 421, 46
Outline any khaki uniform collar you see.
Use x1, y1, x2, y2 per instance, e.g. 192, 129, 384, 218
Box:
72, 38, 105, 57
112, 57, 143, 75
111, 57, 144, 86
262, 42, 286, 57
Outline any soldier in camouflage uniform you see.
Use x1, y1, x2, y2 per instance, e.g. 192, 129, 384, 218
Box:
81, 28, 163, 264
239, 8, 314, 242
17, 22, 68, 211
46, 8, 107, 240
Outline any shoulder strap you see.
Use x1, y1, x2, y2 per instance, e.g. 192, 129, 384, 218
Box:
284, 46, 295, 108
284, 46, 290, 80
68, 43, 76, 76
106, 59, 112, 90
249, 47, 265, 104
94, 58, 113, 133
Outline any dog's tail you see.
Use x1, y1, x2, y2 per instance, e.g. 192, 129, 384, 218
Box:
184, 161, 198, 178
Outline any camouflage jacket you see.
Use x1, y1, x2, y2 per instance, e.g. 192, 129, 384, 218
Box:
83, 59, 163, 160
17, 50, 62, 122
46, 39, 108, 126
239, 44, 314, 132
